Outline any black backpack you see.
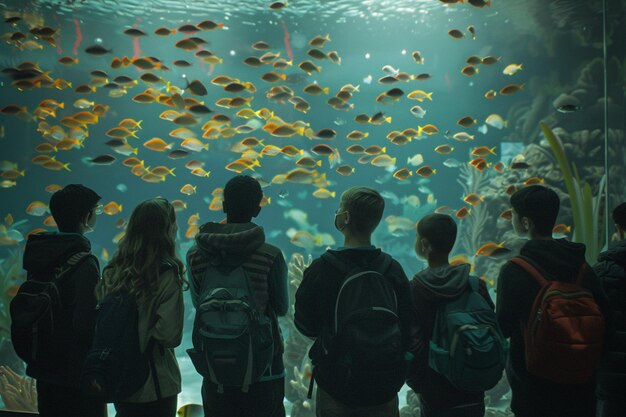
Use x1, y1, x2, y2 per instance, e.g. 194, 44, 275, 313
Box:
79, 266, 170, 402
10, 252, 95, 370
308, 252, 409, 407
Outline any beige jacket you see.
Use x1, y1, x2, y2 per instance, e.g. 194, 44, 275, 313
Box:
102, 266, 184, 403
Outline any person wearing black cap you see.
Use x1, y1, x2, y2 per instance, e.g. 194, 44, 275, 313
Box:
19, 184, 106, 417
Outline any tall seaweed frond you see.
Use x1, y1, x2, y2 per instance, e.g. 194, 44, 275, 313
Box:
541, 122, 606, 263
456, 158, 491, 259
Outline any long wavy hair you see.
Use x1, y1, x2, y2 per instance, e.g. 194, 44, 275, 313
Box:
98, 198, 185, 304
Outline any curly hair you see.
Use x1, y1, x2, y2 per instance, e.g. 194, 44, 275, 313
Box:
97, 198, 185, 304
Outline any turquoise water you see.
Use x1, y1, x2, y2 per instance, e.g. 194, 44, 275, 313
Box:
1, 0, 624, 414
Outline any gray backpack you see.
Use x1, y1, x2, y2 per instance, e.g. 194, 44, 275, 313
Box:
187, 263, 274, 393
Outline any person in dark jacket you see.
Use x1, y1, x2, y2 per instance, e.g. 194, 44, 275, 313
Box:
496, 185, 612, 417
186, 175, 288, 417
407, 213, 493, 417
294, 187, 417, 417
21, 184, 106, 417
593, 202, 626, 417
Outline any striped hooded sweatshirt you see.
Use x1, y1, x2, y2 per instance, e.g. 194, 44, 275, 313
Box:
186, 221, 288, 381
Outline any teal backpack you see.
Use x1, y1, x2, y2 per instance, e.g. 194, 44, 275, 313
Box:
428, 277, 507, 392
187, 263, 274, 394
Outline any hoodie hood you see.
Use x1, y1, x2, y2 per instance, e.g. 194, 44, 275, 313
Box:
194, 222, 265, 266
598, 239, 626, 266
413, 263, 471, 301
520, 238, 588, 277
23, 232, 91, 273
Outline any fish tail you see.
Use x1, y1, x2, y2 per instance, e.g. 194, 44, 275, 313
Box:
385, 116, 392, 123
489, 146, 496, 155
280, 73, 287, 80
132, 147, 138, 155
58, 102, 65, 109
169, 168, 176, 176
62, 163, 71, 172
323, 87, 329, 95
316, 160, 322, 167
381, 147, 387, 153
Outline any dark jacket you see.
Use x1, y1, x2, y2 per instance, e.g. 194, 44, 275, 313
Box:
496, 238, 612, 416
407, 264, 493, 409
593, 239, 626, 400
22, 232, 100, 386
186, 222, 288, 381
294, 247, 417, 403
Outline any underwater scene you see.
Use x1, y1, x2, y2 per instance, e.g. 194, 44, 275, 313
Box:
0, 0, 625, 415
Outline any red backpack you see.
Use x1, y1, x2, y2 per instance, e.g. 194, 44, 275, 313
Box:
511, 256, 605, 384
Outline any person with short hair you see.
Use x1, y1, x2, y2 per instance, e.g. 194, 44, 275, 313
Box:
294, 186, 416, 417
496, 185, 612, 417
187, 175, 288, 417
97, 198, 185, 417
593, 202, 626, 417
407, 213, 494, 417
20, 184, 106, 417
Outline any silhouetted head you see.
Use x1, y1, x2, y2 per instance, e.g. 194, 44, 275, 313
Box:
100, 197, 184, 303
510, 185, 560, 237
335, 187, 385, 237
223, 175, 263, 223
415, 213, 457, 259
49, 184, 101, 233
613, 202, 626, 239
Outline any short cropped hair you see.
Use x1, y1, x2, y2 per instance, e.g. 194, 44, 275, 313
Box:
613, 203, 626, 229
223, 175, 263, 221
340, 187, 385, 235
418, 213, 457, 254
510, 185, 560, 236
49, 184, 101, 232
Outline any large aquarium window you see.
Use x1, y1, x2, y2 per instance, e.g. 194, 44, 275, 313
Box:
0, 0, 624, 415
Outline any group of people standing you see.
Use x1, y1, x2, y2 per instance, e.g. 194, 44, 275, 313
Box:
8, 176, 626, 417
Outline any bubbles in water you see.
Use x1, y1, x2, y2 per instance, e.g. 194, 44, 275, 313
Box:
365, 53, 371, 59
94, 38, 103, 44
116, 183, 128, 193
230, 50, 236, 56
182, 74, 187, 78
401, 49, 407, 55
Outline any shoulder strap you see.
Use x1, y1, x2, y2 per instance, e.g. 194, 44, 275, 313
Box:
322, 251, 391, 276
467, 276, 480, 292
321, 251, 349, 275
56, 252, 98, 281
575, 262, 588, 286
510, 256, 547, 286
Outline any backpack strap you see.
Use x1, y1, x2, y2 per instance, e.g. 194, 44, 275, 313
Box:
510, 256, 548, 287
574, 262, 588, 286
467, 276, 480, 292
55, 251, 97, 281
321, 251, 392, 276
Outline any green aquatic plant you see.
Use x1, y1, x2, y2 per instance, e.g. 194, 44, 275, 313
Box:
456, 159, 491, 259
0, 250, 23, 344
540, 122, 606, 264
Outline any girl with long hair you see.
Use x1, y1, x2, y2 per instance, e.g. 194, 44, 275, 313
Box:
97, 198, 185, 417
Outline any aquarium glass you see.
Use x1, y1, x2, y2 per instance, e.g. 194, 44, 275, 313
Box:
0, 0, 623, 415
